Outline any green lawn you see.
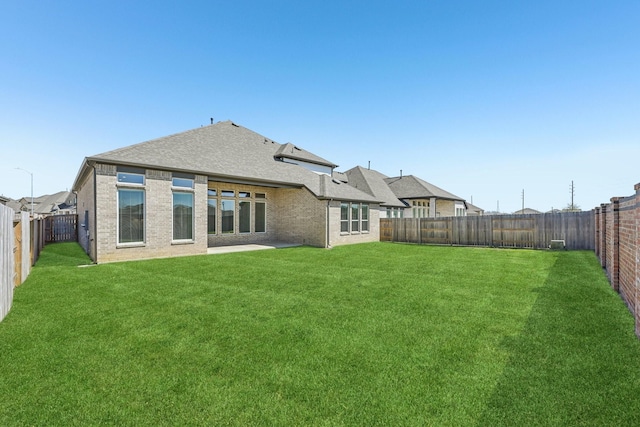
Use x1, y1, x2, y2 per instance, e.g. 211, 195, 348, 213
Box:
1, 242, 640, 426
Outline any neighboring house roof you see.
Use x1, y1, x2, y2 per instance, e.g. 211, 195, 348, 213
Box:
344, 166, 406, 208
1, 192, 75, 215
32, 191, 75, 215
384, 175, 464, 201
466, 202, 484, 215
514, 208, 542, 215
73, 120, 378, 203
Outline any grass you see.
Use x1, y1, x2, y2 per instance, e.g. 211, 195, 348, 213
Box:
1, 242, 640, 426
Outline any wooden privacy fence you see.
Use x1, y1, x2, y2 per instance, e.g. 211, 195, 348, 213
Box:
381, 212, 595, 250
1, 205, 16, 322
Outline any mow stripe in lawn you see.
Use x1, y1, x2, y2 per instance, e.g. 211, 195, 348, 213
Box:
1, 242, 639, 426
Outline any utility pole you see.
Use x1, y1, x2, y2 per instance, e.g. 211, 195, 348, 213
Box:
570, 180, 575, 211
521, 189, 525, 213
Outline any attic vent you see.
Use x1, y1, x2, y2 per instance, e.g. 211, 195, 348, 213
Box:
332, 178, 341, 185
231, 122, 239, 127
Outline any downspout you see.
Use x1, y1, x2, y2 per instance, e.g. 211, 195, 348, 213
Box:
92, 163, 98, 263
326, 199, 332, 249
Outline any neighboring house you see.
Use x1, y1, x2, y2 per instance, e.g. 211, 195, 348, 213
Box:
466, 202, 485, 216
343, 166, 407, 218
1, 196, 25, 213
514, 208, 542, 215
72, 121, 381, 263
12, 191, 76, 216
384, 174, 467, 218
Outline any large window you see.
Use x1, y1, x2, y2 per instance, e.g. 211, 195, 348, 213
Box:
239, 201, 251, 233
255, 201, 266, 233
209, 187, 268, 235
221, 199, 235, 233
340, 202, 369, 234
173, 192, 193, 240
118, 189, 144, 244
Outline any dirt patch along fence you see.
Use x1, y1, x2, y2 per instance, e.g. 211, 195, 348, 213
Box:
381, 211, 595, 250
595, 183, 640, 337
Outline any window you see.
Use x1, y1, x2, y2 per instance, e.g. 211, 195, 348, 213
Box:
239, 191, 251, 198
118, 189, 144, 244
221, 199, 235, 233
340, 203, 349, 232
172, 177, 194, 188
207, 198, 216, 234
239, 201, 250, 233
117, 172, 144, 185
361, 204, 369, 232
222, 190, 235, 197
173, 192, 193, 240
341, 202, 369, 233
208, 189, 217, 197
255, 193, 266, 199
255, 201, 266, 233
351, 203, 360, 232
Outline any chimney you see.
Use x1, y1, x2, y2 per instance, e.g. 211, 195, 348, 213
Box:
400, 169, 403, 178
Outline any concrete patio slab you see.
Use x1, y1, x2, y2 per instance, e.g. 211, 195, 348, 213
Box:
207, 243, 301, 255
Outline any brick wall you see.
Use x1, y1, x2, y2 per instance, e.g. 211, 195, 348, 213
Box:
94, 165, 208, 263
596, 183, 640, 337
80, 163, 382, 263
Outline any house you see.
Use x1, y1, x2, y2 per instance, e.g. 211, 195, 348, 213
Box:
4, 191, 76, 217
466, 202, 485, 216
72, 121, 381, 263
384, 174, 467, 218
344, 167, 468, 218
514, 208, 542, 215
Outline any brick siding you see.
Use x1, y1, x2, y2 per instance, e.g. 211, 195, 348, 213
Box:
80, 163, 381, 263
596, 183, 640, 337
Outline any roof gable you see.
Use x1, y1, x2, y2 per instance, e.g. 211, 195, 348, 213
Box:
344, 166, 405, 207
274, 143, 337, 168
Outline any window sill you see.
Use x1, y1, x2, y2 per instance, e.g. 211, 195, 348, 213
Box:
117, 243, 146, 249
172, 240, 194, 246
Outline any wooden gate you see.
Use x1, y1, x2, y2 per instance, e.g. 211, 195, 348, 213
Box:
45, 214, 78, 243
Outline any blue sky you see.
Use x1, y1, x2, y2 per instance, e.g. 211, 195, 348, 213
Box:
1, 0, 638, 213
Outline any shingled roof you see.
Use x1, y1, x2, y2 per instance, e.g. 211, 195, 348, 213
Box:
73, 121, 378, 203
274, 143, 337, 168
344, 166, 406, 208
384, 175, 464, 201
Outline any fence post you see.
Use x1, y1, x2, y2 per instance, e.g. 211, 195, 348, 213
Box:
594, 207, 600, 258
609, 198, 621, 291
634, 184, 640, 338
600, 203, 609, 269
